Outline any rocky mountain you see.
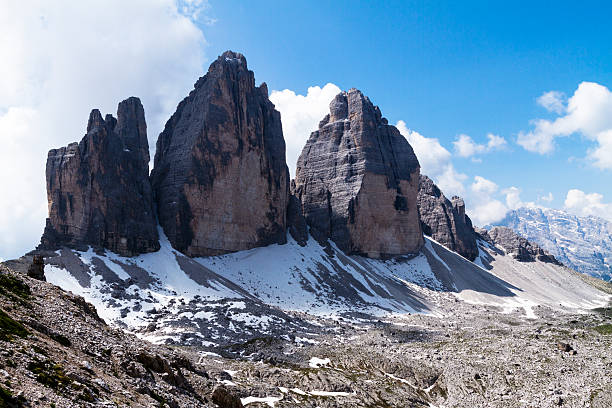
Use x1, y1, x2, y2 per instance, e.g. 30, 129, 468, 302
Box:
4, 50, 612, 407
476, 226, 561, 265
151, 51, 289, 257
40, 97, 159, 256
417, 175, 478, 261
5, 228, 612, 407
293, 89, 423, 258
498, 207, 612, 281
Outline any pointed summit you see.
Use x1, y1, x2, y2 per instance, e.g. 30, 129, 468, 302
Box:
294, 89, 424, 258
151, 51, 289, 256
417, 175, 478, 261
41, 97, 158, 255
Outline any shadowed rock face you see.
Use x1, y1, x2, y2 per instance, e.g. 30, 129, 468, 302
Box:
293, 89, 424, 258
287, 181, 308, 246
40, 97, 159, 256
151, 51, 289, 257
476, 226, 562, 265
417, 175, 478, 261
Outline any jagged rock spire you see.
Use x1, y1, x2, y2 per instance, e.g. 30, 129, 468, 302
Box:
151, 51, 289, 256
417, 175, 478, 261
293, 88, 424, 258
40, 97, 159, 256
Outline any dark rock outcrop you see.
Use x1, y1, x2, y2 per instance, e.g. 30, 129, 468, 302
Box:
293, 89, 423, 258
417, 175, 478, 261
287, 181, 308, 246
40, 97, 159, 256
151, 51, 289, 257
27, 255, 45, 281
212, 386, 244, 408
476, 226, 562, 265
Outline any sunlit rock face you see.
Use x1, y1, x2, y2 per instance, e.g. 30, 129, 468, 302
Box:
41, 97, 159, 256
293, 89, 424, 258
151, 51, 289, 256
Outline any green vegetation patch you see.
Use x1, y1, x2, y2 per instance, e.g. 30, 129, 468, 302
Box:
0, 274, 31, 300
0, 384, 26, 408
0, 308, 29, 341
27, 360, 72, 389
593, 324, 612, 335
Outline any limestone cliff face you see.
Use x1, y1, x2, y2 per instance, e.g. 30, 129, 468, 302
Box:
41, 97, 159, 256
150, 51, 289, 256
477, 226, 562, 265
417, 175, 478, 261
293, 89, 424, 258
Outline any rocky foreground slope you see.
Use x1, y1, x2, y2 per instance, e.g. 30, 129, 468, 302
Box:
3, 244, 612, 407
498, 207, 612, 282
8, 49, 612, 406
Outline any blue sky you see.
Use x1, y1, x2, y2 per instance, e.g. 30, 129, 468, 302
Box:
202, 0, 612, 216
1, 1, 611, 258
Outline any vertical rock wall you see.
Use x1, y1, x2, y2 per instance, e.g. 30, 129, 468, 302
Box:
293, 89, 423, 258
150, 51, 289, 256
41, 97, 159, 256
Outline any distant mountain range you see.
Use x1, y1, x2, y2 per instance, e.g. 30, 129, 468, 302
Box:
497, 207, 612, 282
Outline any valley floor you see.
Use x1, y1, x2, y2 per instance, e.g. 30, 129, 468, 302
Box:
190, 300, 612, 408
0, 263, 611, 407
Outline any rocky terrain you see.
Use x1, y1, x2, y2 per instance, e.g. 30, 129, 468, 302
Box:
477, 226, 561, 265
417, 175, 478, 261
293, 89, 423, 258
498, 207, 612, 281
0, 263, 219, 407
2, 255, 612, 407
40, 97, 159, 256
5, 50, 612, 407
151, 51, 289, 257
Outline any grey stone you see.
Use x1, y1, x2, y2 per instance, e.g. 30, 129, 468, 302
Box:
40, 97, 159, 256
293, 89, 423, 258
477, 226, 561, 264
151, 51, 289, 257
417, 175, 478, 261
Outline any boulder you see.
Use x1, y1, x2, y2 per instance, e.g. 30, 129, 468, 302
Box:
40, 97, 159, 256
27, 255, 46, 281
293, 89, 423, 258
417, 175, 478, 261
212, 385, 244, 408
151, 51, 289, 256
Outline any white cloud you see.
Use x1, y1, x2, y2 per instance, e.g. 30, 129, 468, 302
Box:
471, 175, 498, 195
539, 192, 554, 203
564, 189, 612, 220
468, 176, 507, 225
453, 133, 507, 158
471, 200, 508, 227
269, 83, 341, 178
518, 82, 612, 169
588, 129, 612, 169
466, 180, 543, 226
502, 186, 537, 210
537, 90, 566, 114
396, 121, 467, 196
0, 1, 207, 260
